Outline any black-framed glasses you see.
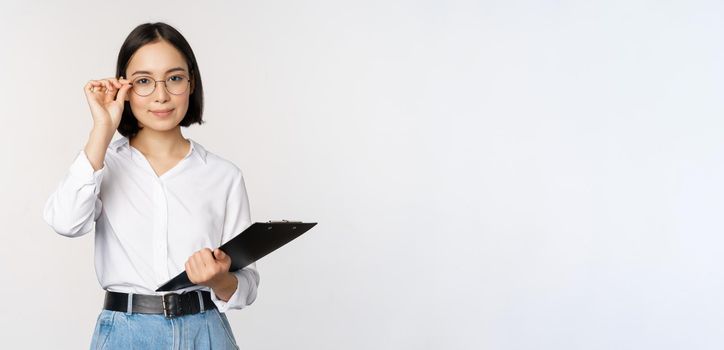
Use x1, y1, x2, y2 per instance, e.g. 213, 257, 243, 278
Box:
130, 74, 191, 97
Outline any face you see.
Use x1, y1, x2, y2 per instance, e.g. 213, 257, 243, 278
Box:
124, 40, 193, 132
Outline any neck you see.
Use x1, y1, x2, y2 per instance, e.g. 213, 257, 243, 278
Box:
129, 127, 189, 158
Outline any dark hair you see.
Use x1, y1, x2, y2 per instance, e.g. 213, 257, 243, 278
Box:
115, 22, 204, 138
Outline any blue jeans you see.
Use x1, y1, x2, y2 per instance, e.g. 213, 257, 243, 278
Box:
89, 307, 240, 349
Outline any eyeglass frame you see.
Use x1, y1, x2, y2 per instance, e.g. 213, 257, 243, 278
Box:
129, 74, 193, 97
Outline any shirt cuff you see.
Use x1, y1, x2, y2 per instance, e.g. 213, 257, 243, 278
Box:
68, 149, 105, 193
209, 269, 255, 313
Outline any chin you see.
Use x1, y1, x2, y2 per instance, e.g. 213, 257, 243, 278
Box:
138, 119, 183, 131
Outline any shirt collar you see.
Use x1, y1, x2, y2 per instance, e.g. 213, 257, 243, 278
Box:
111, 136, 207, 164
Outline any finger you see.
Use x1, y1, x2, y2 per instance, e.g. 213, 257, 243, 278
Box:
102, 80, 117, 104
214, 249, 229, 263
199, 248, 215, 265
115, 77, 131, 96
100, 77, 116, 85
85, 80, 103, 94
108, 80, 120, 91
189, 258, 204, 280
84, 81, 95, 95
113, 77, 127, 91
94, 81, 106, 95
102, 80, 114, 94
119, 77, 132, 89
185, 260, 198, 283
193, 252, 209, 270
216, 250, 230, 268
115, 81, 131, 102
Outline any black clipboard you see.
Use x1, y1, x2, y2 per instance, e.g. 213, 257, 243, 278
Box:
156, 220, 317, 292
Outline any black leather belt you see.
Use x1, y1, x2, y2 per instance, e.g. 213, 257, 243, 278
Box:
103, 290, 216, 318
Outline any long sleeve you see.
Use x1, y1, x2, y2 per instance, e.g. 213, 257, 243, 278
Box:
209, 169, 260, 312
43, 149, 105, 238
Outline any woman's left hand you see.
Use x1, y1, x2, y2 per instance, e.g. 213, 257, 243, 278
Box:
185, 248, 232, 289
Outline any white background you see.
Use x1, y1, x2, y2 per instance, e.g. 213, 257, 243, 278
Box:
1, 0, 723, 349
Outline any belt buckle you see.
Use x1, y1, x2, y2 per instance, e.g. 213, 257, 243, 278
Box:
162, 293, 182, 318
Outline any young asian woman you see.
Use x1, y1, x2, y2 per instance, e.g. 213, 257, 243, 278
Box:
43, 22, 258, 350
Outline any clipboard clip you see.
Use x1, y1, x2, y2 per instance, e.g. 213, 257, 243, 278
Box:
267, 220, 302, 223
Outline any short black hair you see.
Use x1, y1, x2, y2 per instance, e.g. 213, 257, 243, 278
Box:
115, 22, 204, 138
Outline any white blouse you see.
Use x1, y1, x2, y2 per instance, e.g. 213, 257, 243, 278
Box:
43, 136, 259, 313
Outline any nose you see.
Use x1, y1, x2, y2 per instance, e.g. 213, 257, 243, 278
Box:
153, 81, 170, 103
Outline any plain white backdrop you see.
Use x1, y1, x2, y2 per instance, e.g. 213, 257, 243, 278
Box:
1, 0, 723, 349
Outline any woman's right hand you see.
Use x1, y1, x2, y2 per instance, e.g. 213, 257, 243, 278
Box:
83, 77, 132, 133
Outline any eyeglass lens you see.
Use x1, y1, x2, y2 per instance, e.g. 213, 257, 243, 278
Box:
132, 75, 190, 96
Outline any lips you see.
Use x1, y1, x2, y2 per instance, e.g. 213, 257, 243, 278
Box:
151, 108, 174, 117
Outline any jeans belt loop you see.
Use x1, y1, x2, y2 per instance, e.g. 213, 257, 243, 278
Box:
196, 290, 205, 313
126, 293, 134, 315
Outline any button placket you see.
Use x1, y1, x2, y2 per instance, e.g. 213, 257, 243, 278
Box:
152, 178, 170, 283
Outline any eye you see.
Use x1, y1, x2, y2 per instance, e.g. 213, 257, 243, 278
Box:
169, 75, 185, 82
135, 78, 151, 85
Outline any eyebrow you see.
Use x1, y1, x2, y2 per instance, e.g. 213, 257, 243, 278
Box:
131, 67, 187, 76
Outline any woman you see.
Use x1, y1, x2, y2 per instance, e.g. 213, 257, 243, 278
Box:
43, 22, 258, 349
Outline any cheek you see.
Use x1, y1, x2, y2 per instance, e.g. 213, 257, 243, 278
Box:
174, 97, 191, 116
128, 98, 146, 116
